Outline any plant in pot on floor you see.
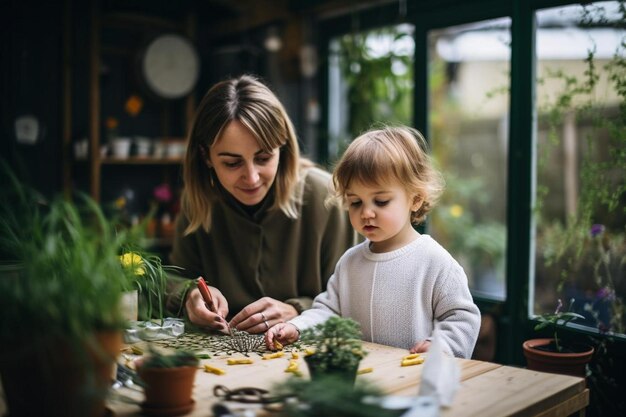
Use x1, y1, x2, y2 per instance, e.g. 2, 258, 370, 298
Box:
300, 316, 367, 383
523, 298, 594, 377
135, 346, 199, 416
0, 167, 148, 417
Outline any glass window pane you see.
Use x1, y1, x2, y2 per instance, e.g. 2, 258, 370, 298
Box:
428, 18, 511, 300
328, 24, 414, 163
533, 2, 625, 336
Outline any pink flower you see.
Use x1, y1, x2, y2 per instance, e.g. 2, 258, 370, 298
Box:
153, 183, 173, 203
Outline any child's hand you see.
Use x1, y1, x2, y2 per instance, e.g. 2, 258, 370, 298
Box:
410, 340, 432, 354
265, 322, 300, 350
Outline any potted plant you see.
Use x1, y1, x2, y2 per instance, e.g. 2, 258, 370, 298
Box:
299, 316, 367, 383
0, 167, 160, 417
136, 347, 199, 416
119, 248, 175, 323
523, 299, 594, 378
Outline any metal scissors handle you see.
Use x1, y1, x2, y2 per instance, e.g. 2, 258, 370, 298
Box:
213, 384, 282, 404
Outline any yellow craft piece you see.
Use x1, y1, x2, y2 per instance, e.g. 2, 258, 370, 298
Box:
274, 340, 284, 350
262, 351, 285, 360
227, 358, 254, 365
357, 367, 373, 375
285, 359, 299, 372
124, 357, 135, 369
291, 351, 300, 359
204, 364, 226, 375
304, 347, 316, 356
285, 359, 302, 376
403, 353, 420, 360
401, 357, 425, 367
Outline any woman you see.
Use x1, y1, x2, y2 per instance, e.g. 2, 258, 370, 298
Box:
167, 75, 356, 334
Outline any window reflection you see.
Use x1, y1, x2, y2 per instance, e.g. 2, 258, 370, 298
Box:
533, 1, 625, 336
328, 24, 414, 163
428, 18, 511, 300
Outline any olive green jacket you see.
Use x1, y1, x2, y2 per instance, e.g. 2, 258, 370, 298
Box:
166, 167, 357, 318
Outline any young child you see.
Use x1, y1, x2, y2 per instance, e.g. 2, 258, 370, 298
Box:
265, 126, 481, 358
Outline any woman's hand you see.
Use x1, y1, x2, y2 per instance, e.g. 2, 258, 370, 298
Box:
265, 322, 300, 350
229, 297, 298, 334
185, 287, 229, 331
409, 340, 432, 354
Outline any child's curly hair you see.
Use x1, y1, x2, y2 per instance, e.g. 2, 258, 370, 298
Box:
330, 125, 444, 225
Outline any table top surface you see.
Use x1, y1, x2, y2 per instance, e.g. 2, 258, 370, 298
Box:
107, 336, 588, 417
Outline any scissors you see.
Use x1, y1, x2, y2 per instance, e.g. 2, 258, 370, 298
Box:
213, 384, 283, 404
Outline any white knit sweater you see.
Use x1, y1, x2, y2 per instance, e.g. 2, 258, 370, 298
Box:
289, 235, 481, 358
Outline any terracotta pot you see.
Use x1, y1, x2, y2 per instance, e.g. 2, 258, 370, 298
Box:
0, 330, 122, 417
138, 365, 197, 416
523, 338, 594, 378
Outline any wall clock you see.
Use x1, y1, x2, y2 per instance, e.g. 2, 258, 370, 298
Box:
140, 33, 200, 100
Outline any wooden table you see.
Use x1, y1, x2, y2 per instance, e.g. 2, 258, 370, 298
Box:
108, 340, 588, 417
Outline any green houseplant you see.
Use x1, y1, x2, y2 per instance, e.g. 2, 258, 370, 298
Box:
118, 248, 176, 323
299, 316, 367, 383
136, 347, 199, 416
523, 299, 594, 377
0, 166, 163, 416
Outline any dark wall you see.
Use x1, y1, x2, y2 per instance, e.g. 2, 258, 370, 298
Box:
1, 0, 64, 197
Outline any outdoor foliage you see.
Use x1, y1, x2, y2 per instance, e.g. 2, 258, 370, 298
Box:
534, 2, 626, 335
331, 25, 413, 160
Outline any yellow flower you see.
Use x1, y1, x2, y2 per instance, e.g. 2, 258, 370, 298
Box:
120, 252, 145, 276
114, 197, 126, 209
450, 204, 464, 218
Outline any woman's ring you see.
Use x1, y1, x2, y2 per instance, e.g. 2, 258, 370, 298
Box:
264, 320, 269, 330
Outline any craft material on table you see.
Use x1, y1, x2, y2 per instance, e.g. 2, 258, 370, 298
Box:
124, 318, 185, 343
103, 334, 589, 417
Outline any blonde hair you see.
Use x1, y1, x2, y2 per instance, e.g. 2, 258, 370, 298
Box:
182, 75, 310, 234
331, 126, 444, 225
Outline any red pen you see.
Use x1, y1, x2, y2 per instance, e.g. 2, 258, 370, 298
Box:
196, 276, 232, 335
196, 276, 216, 313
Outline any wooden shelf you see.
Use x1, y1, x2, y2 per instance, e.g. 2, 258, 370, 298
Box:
101, 12, 183, 32
76, 2, 196, 203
